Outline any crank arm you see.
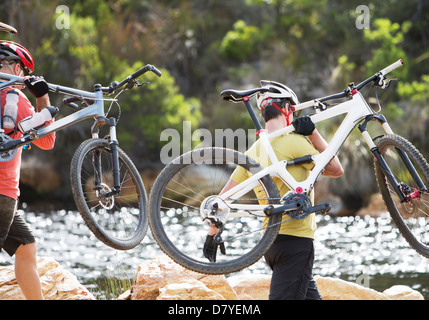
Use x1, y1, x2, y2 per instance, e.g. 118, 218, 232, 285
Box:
263, 202, 331, 216
263, 202, 301, 216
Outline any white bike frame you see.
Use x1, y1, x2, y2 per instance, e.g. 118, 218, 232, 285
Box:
218, 88, 395, 216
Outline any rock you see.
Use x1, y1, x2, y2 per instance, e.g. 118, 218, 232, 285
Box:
2, 254, 422, 300
117, 289, 131, 300
129, 255, 424, 300
20, 156, 62, 194
315, 275, 387, 300
315, 276, 423, 300
130, 255, 237, 300
0, 257, 95, 300
356, 193, 387, 217
383, 285, 424, 300
157, 278, 225, 300
227, 274, 271, 300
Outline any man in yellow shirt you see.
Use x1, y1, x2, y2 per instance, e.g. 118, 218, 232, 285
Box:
204, 81, 343, 299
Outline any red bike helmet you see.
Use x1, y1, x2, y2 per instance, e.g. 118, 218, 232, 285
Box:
0, 40, 34, 74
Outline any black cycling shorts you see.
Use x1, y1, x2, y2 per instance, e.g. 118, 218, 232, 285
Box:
0, 195, 36, 256
264, 234, 321, 300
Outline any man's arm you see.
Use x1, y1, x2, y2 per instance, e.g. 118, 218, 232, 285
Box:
24, 76, 56, 150
307, 129, 344, 178
293, 116, 344, 178
35, 94, 51, 112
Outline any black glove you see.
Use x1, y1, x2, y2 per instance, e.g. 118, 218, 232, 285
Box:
203, 234, 226, 262
24, 76, 49, 98
292, 116, 315, 136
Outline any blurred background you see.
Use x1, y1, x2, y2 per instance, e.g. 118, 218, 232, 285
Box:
1, 0, 429, 299
1, 0, 428, 213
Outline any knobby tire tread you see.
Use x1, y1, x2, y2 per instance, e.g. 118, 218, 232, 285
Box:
70, 138, 148, 250
375, 134, 429, 258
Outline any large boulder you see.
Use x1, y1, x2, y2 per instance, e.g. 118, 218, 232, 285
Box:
0, 257, 95, 300
130, 255, 237, 300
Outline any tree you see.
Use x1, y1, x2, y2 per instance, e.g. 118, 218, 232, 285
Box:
114, 61, 201, 164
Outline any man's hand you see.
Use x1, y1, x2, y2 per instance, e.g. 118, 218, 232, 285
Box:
203, 234, 226, 262
292, 116, 315, 136
24, 76, 49, 98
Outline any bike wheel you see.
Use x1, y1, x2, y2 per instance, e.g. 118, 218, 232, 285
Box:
149, 147, 281, 274
375, 134, 429, 257
70, 138, 148, 250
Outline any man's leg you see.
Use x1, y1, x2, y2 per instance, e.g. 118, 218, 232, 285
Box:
15, 242, 43, 300
264, 234, 321, 300
3, 207, 43, 300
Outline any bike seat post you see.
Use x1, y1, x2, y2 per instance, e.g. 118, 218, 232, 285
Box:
243, 97, 263, 132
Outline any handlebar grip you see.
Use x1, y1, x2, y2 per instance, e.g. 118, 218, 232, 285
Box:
130, 64, 162, 79
380, 59, 403, 76
150, 65, 162, 77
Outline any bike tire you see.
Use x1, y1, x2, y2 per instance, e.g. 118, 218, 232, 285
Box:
375, 134, 429, 257
70, 138, 148, 250
149, 147, 281, 274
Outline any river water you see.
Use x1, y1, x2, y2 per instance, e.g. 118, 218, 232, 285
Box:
1, 208, 427, 299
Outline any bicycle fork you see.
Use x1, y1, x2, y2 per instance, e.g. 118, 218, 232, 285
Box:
92, 117, 121, 197
359, 114, 427, 203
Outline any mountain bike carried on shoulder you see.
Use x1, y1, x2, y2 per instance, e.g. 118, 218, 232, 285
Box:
149, 59, 429, 274
0, 64, 161, 250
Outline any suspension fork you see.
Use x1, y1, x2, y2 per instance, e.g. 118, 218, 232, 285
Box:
108, 117, 121, 193
359, 114, 427, 202
90, 117, 121, 195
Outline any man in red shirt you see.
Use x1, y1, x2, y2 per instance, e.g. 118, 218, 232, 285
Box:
0, 41, 55, 299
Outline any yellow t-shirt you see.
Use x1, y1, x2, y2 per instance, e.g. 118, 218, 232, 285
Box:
230, 133, 319, 239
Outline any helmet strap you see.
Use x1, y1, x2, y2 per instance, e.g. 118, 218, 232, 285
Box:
271, 102, 295, 126
261, 98, 295, 126
5, 62, 23, 77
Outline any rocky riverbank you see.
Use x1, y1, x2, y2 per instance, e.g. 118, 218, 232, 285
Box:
0, 255, 423, 300
0, 257, 94, 300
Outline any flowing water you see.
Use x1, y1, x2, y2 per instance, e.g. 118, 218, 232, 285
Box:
1, 208, 427, 299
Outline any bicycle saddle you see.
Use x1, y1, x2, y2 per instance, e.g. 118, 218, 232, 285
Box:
220, 87, 269, 102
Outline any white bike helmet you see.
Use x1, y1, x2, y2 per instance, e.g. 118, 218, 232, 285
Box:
256, 80, 299, 110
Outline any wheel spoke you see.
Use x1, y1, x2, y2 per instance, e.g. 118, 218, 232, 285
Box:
376, 135, 429, 257
149, 148, 281, 274
71, 139, 147, 250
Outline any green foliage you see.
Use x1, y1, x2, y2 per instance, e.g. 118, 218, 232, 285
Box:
115, 62, 201, 160
363, 18, 411, 79
397, 75, 429, 103
219, 20, 262, 62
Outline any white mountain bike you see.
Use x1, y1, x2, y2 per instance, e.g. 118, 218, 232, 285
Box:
149, 59, 429, 274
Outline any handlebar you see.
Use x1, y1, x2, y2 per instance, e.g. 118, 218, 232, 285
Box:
102, 64, 162, 94
379, 59, 403, 76
295, 59, 404, 110
131, 64, 162, 79
0, 63, 161, 102
59, 64, 162, 109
